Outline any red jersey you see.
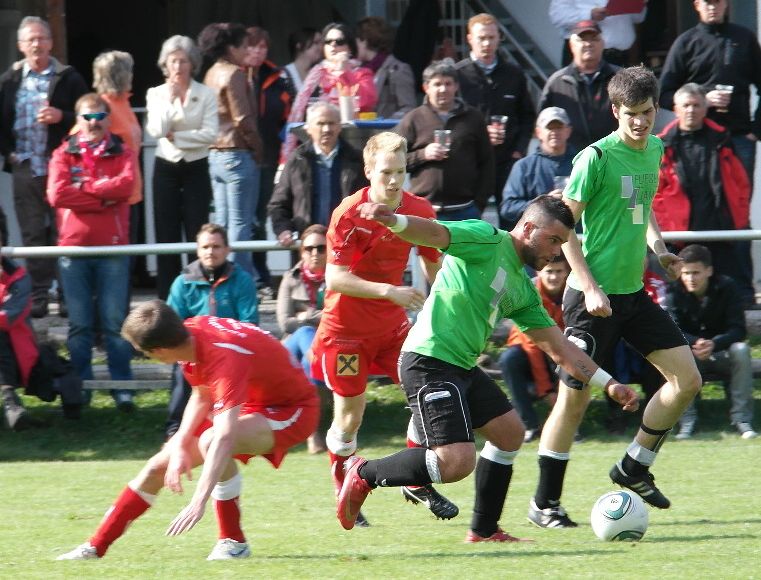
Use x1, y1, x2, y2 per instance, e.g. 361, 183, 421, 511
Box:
180, 316, 316, 415
320, 188, 440, 338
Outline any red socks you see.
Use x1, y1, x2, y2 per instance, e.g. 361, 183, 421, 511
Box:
214, 497, 245, 542
90, 486, 151, 557
329, 451, 351, 492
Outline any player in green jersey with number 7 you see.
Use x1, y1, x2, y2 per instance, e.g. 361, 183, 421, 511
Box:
336, 194, 639, 542
528, 66, 703, 529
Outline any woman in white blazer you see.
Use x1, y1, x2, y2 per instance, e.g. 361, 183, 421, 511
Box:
145, 35, 218, 299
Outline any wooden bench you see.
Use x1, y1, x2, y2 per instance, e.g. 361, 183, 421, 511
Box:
83, 363, 173, 391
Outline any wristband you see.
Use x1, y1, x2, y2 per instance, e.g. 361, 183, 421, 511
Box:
388, 214, 408, 233
588, 367, 613, 391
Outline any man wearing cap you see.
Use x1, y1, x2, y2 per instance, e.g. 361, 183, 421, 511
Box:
500, 107, 574, 231
549, 1, 648, 66
455, 13, 535, 228
539, 20, 619, 153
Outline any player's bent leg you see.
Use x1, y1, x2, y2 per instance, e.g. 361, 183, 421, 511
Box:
609, 346, 701, 510
530, 384, 590, 528
466, 411, 532, 542
327, 393, 366, 487
400, 416, 461, 520
58, 445, 200, 560
642, 345, 702, 433
539, 383, 592, 453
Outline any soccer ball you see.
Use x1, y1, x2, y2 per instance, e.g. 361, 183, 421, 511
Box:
590, 490, 648, 541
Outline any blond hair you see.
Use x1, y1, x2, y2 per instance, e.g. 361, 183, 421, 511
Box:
363, 131, 407, 167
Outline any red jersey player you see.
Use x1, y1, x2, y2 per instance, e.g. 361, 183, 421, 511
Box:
311, 131, 457, 524
57, 301, 318, 561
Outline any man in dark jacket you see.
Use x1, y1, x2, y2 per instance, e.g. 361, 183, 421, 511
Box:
538, 20, 618, 153
654, 83, 753, 306
659, 0, 761, 186
0, 16, 87, 317
395, 59, 494, 220
666, 244, 757, 440
268, 102, 366, 246
456, 13, 535, 226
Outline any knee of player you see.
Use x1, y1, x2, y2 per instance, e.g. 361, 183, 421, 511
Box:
729, 341, 750, 359
143, 452, 170, 481
437, 446, 476, 483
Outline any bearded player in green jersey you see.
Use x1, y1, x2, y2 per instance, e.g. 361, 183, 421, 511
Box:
335, 194, 639, 542
527, 66, 702, 529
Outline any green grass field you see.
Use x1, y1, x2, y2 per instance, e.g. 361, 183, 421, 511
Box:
1, 383, 760, 579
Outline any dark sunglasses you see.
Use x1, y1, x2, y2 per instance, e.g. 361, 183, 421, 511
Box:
80, 112, 109, 121
324, 38, 347, 46
303, 244, 327, 253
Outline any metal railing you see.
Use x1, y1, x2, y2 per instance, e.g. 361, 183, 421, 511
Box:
1, 230, 758, 260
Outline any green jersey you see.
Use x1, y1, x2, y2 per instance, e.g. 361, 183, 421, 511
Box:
566, 132, 663, 295
403, 220, 555, 369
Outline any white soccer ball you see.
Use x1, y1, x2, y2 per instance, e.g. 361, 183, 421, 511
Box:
590, 490, 649, 541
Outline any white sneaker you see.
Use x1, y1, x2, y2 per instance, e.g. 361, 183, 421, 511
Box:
675, 420, 695, 440
736, 422, 758, 440
207, 538, 251, 560
57, 542, 99, 560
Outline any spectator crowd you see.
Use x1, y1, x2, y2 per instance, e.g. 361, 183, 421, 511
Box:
1, 2, 758, 449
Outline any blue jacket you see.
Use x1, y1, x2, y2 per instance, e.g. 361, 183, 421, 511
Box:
167, 259, 258, 323
499, 146, 575, 230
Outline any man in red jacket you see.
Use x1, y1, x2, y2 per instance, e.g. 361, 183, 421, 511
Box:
47, 93, 136, 411
654, 82, 753, 306
498, 255, 569, 443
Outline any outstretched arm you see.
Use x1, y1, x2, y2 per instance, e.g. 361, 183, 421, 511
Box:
357, 202, 450, 249
525, 325, 639, 412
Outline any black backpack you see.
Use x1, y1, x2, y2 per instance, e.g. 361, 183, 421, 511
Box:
25, 342, 83, 407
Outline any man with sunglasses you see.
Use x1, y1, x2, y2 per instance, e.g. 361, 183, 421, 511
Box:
46, 93, 136, 411
0, 16, 87, 318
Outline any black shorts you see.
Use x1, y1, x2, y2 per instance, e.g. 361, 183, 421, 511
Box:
399, 351, 512, 447
560, 288, 687, 390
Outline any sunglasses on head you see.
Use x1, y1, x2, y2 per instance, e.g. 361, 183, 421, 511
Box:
303, 244, 327, 253
80, 112, 109, 121
324, 37, 347, 46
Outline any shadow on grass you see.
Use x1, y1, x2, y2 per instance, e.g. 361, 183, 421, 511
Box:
1, 383, 754, 462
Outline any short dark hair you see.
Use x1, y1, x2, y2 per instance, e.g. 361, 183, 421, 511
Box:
356, 16, 394, 53
608, 65, 659, 108
678, 244, 713, 267
198, 22, 248, 62
521, 194, 576, 230
122, 300, 190, 351
288, 27, 319, 59
422, 59, 458, 84
322, 22, 357, 58
196, 223, 229, 246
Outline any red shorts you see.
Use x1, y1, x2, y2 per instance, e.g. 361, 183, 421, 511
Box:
195, 401, 319, 468
310, 322, 409, 397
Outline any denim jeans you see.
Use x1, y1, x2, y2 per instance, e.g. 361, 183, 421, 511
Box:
680, 343, 755, 425
499, 345, 540, 430
209, 149, 260, 282
283, 325, 323, 386
58, 256, 133, 399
